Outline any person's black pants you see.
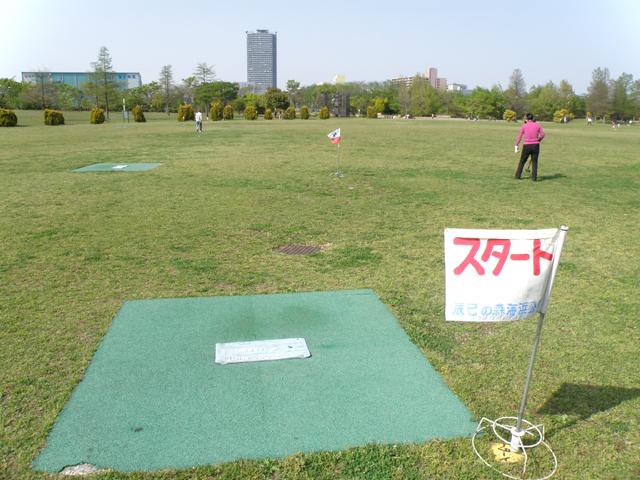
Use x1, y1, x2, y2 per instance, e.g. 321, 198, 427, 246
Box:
515, 144, 540, 181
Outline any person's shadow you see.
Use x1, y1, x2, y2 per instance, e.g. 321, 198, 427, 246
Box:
538, 383, 640, 434
536, 173, 567, 182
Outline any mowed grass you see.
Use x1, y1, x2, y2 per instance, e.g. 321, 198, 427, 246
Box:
1, 111, 639, 479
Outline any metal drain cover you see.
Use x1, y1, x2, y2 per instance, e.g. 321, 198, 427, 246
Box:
277, 244, 321, 255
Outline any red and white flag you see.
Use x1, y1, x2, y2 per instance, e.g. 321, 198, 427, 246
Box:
327, 128, 341, 144
444, 226, 568, 322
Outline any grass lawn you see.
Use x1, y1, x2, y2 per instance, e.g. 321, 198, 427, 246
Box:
1, 110, 639, 479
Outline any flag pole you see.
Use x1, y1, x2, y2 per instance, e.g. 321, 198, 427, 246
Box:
336, 142, 342, 177
515, 225, 568, 433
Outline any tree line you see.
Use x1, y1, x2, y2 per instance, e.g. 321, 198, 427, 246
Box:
1, 48, 638, 122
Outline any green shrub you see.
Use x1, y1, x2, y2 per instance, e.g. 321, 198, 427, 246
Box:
503, 109, 517, 122
132, 105, 146, 122
300, 106, 310, 120
0, 108, 18, 127
232, 97, 246, 113
553, 108, 574, 123
177, 104, 194, 121
89, 107, 105, 124
244, 105, 257, 120
284, 106, 296, 120
366, 106, 377, 119
210, 101, 223, 121
374, 97, 388, 113
264, 108, 273, 120
319, 106, 330, 119
44, 109, 65, 125
223, 104, 234, 120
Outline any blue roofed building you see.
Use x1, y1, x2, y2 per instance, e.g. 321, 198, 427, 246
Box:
22, 71, 142, 89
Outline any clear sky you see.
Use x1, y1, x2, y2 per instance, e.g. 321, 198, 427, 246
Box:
3, 0, 639, 94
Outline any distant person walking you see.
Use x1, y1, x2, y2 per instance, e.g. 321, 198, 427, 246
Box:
195, 109, 203, 133
514, 113, 545, 181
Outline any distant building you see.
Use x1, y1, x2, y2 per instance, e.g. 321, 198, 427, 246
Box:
21, 71, 142, 89
391, 75, 417, 88
427, 67, 447, 90
391, 67, 448, 90
332, 74, 346, 85
447, 83, 469, 95
246, 29, 277, 93
428, 67, 438, 88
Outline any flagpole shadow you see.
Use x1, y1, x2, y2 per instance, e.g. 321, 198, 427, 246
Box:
537, 383, 640, 436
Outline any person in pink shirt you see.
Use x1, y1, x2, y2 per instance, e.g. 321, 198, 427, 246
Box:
514, 113, 545, 181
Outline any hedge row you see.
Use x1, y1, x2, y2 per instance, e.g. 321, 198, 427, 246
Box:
1, 106, 328, 128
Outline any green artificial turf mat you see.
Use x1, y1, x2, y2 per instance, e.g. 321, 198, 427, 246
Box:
33, 289, 476, 473
73, 162, 161, 172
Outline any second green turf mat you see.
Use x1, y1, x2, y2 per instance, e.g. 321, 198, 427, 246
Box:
34, 289, 476, 472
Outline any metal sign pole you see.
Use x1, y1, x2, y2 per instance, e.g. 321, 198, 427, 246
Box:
515, 225, 568, 432
331, 142, 343, 178
472, 225, 568, 479
516, 312, 545, 431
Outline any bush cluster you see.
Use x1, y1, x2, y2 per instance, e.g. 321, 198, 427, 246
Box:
223, 104, 234, 120
132, 105, 146, 122
263, 108, 273, 120
244, 105, 257, 120
503, 109, 517, 122
366, 106, 377, 119
90, 107, 105, 124
553, 109, 574, 123
44, 109, 65, 125
284, 106, 296, 120
319, 106, 330, 119
0, 108, 17, 127
177, 104, 194, 121
210, 101, 223, 121
300, 106, 310, 120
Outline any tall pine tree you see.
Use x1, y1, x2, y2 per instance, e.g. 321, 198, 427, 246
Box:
587, 67, 610, 121
92, 47, 114, 120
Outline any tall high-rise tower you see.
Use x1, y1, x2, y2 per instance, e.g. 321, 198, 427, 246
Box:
246, 29, 277, 93
427, 67, 438, 88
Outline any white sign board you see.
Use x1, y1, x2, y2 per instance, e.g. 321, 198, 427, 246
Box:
444, 227, 564, 322
215, 338, 311, 365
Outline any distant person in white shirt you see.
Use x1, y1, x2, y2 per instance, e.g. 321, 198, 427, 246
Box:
195, 109, 203, 133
